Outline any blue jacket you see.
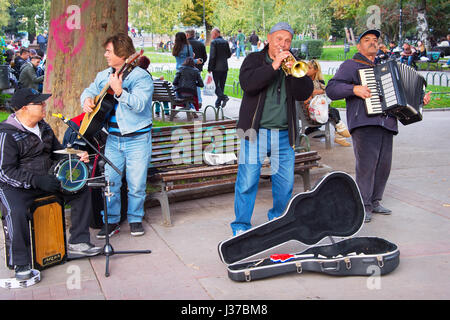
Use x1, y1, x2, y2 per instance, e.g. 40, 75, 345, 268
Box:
325, 53, 398, 134
81, 66, 153, 135
174, 44, 194, 70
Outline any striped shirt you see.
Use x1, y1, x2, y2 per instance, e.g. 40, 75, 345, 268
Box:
107, 103, 151, 137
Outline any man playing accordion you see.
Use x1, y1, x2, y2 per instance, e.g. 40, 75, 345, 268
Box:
326, 29, 431, 223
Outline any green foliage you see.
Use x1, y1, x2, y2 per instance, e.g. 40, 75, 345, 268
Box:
291, 39, 324, 59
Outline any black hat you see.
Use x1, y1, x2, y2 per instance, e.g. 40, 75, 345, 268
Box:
10, 88, 52, 111
357, 29, 381, 43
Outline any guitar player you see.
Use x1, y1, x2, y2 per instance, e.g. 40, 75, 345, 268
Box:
81, 32, 154, 238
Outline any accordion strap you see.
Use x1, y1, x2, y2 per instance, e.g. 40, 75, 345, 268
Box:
353, 59, 375, 67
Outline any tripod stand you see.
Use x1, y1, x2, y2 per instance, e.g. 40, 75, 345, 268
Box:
54, 114, 151, 277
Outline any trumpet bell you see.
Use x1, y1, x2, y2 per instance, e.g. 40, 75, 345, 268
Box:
291, 60, 309, 78
281, 56, 308, 78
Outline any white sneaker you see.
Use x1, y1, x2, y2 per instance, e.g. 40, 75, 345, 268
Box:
68, 243, 102, 257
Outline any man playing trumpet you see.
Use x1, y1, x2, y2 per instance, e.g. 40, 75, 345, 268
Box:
230, 22, 314, 236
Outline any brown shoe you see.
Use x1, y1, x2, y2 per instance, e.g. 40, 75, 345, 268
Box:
335, 121, 351, 138
334, 132, 351, 147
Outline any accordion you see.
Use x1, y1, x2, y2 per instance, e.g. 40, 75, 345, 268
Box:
358, 60, 427, 125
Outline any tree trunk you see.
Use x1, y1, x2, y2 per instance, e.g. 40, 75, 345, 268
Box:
416, 0, 430, 50
44, 0, 128, 140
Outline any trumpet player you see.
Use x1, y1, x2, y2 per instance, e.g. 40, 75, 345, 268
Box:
231, 22, 314, 236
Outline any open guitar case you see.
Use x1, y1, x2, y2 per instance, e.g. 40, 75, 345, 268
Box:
218, 171, 400, 282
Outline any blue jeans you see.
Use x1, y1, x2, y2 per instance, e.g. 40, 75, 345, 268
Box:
236, 45, 246, 59
103, 132, 152, 224
231, 129, 295, 235
155, 101, 169, 115
401, 56, 414, 66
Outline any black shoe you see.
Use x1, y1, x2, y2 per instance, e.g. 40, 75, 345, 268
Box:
221, 96, 230, 108
364, 210, 372, 223
96, 223, 120, 239
15, 264, 32, 280
130, 222, 145, 237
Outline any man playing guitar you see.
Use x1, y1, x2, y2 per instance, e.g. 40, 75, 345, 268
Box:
81, 32, 153, 238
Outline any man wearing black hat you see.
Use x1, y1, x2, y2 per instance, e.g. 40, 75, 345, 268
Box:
326, 30, 431, 223
230, 22, 313, 236
0, 88, 101, 280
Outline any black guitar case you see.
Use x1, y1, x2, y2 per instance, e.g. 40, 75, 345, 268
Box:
218, 171, 400, 282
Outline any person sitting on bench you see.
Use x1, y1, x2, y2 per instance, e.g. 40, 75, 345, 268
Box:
0, 88, 102, 281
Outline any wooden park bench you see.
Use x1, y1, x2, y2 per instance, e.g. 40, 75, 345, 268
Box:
152, 79, 203, 121
146, 119, 322, 226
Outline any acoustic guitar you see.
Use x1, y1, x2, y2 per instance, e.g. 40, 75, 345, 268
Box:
78, 49, 144, 138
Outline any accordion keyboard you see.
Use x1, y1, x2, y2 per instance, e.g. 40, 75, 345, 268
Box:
359, 68, 383, 115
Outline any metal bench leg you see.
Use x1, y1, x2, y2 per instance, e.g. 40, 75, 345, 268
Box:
158, 189, 172, 227
325, 122, 331, 150
300, 169, 311, 191
149, 188, 172, 227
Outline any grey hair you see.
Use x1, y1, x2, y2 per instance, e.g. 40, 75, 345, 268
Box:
212, 27, 221, 34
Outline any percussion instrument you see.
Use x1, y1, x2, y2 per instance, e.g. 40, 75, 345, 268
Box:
358, 60, 427, 125
3, 196, 67, 271
51, 158, 89, 194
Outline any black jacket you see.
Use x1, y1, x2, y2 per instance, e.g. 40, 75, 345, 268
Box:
173, 65, 204, 96
237, 46, 314, 147
208, 36, 231, 72
188, 38, 208, 72
0, 114, 63, 189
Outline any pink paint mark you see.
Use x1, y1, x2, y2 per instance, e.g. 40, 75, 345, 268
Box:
53, 98, 65, 111
46, 0, 91, 89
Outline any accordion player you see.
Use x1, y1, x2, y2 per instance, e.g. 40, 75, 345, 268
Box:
358, 60, 427, 125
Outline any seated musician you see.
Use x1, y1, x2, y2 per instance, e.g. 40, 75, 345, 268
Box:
325, 29, 431, 223
0, 88, 102, 281
81, 33, 153, 238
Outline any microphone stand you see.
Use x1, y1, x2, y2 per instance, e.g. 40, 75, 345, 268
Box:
54, 114, 151, 277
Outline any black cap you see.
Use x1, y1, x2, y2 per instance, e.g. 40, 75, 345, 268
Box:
357, 29, 381, 43
10, 88, 52, 111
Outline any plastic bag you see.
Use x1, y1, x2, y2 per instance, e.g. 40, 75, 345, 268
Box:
203, 73, 215, 96
308, 94, 331, 124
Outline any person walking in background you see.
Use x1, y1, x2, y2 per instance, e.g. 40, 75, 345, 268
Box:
236, 29, 246, 59
186, 29, 207, 109
208, 27, 232, 109
36, 30, 48, 53
249, 31, 259, 52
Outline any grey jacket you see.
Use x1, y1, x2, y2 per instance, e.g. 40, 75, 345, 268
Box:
19, 63, 44, 90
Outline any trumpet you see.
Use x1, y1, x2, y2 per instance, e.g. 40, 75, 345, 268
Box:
280, 49, 308, 78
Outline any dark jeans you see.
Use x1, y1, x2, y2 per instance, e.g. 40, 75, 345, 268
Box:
351, 126, 394, 212
212, 71, 228, 107
0, 186, 93, 266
